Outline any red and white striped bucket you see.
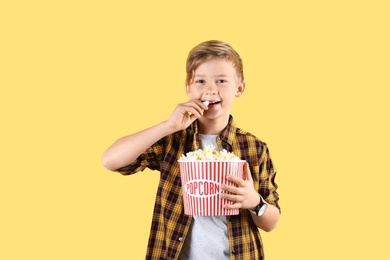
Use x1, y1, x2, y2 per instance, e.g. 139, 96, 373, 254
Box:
178, 160, 246, 216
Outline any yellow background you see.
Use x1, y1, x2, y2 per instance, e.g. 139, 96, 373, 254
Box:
1, 1, 389, 259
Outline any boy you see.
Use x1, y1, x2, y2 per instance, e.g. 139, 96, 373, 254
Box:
102, 40, 280, 260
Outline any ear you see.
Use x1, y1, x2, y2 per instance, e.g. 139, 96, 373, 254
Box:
185, 82, 192, 96
235, 81, 246, 97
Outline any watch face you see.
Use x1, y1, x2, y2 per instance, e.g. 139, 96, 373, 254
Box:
257, 204, 268, 216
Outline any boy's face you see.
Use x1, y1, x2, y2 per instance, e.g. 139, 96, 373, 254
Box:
186, 59, 245, 122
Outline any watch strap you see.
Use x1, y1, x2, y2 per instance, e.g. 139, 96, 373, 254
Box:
249, 194, 268, 216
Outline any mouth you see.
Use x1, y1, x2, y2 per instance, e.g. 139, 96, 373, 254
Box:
203, 100, 221, 106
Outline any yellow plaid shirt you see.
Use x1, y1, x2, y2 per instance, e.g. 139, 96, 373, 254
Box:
116, 116, 280, 260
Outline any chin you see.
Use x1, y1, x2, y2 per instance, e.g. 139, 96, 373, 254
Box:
202, 112, 229, 121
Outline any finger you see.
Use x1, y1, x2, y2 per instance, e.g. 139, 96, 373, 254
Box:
193, 99, 209, 110
184, 102, 205, 116
188, 99, 209, 109
201, 101, 209, 110
221, 193, 236, 201
221, 184, 240, 194
221, 193, 244, 202
221, 193, 242, 210
188, 100, 209, 116
226, 174, 245, 186
182, 105, 203, 117
188, 113, 199, 123
224, 202, 242, 210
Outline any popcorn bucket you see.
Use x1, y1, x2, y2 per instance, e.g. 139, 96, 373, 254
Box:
178, 160, 246, 216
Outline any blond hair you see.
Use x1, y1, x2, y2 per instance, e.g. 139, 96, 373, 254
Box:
185, 40, 244, 85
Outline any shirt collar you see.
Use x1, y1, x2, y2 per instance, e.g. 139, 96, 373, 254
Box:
191, 115, 237, 148
219, 115, 237, 146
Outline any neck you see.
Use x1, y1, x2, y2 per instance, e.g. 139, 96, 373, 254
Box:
197, 115, 230, 135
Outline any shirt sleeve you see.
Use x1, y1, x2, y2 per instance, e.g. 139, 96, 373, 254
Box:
115, 138, 165, 175
259, 143, 281, 213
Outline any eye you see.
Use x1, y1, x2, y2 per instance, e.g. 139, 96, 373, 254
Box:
196, 79, 205, 84
217, 79, 227, 84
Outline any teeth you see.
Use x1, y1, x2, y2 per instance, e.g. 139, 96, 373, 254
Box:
203, 101, 220, 106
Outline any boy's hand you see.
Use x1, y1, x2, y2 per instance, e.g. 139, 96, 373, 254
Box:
221, 162, 260, 210
166, 99, 208, 132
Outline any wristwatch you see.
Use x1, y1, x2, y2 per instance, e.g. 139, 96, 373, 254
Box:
249, 194, 268, 217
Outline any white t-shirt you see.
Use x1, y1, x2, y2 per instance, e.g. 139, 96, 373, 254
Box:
178, 134, 230, 260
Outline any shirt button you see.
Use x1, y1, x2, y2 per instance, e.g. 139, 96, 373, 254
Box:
178, 237, 183, 242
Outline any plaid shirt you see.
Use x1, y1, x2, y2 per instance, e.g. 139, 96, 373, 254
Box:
116, 116, 280, 260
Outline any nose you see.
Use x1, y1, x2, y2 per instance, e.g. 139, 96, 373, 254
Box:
205, 82, 218, 96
